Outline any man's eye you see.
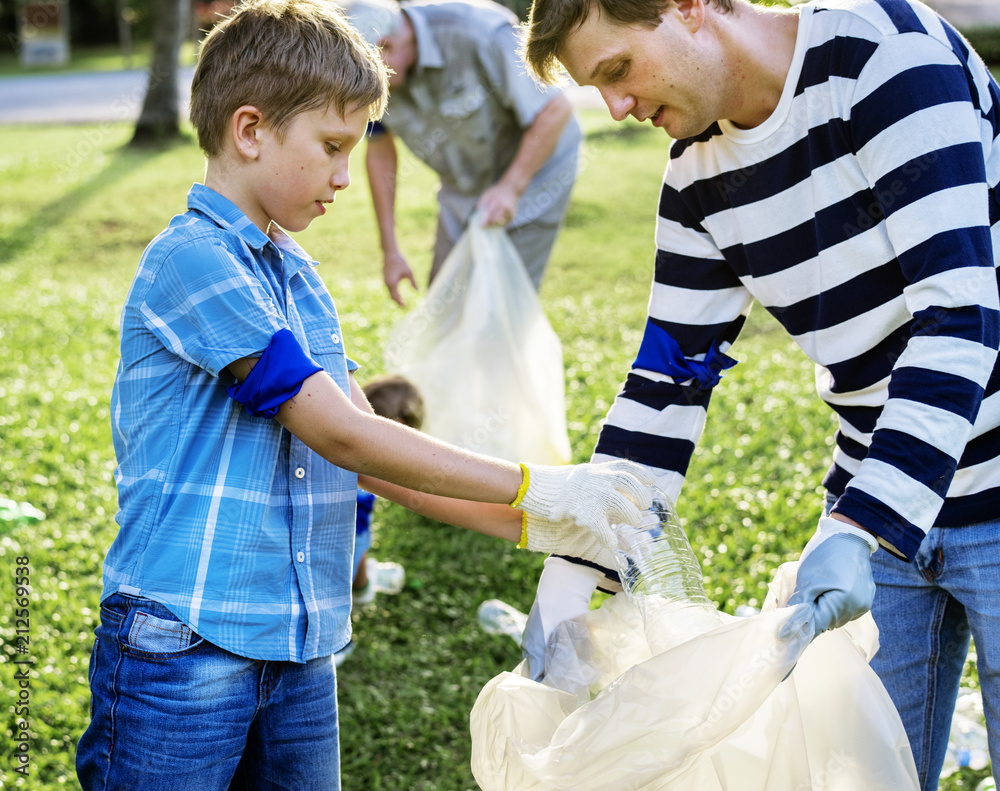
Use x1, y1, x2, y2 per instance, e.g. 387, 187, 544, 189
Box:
610, 62, 629, 80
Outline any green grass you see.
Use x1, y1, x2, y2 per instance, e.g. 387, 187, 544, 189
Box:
0, 113, 989, 789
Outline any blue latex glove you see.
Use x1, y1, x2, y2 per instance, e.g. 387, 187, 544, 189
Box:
786, 516, 878, 636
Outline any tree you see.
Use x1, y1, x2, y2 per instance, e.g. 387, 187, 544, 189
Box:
131, 0, 187, 145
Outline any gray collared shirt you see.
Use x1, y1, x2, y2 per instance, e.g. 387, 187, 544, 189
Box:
375, 0, 581, 231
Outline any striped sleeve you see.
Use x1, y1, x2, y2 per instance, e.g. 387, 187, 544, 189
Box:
594, 178, 753, 502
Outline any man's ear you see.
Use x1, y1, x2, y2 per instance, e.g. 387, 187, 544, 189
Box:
232, 105, 265, 161
673, 0, 706, 32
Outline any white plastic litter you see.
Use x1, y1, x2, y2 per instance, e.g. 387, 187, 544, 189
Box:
479, 599, 530, 647
942, 688, 991, 776
470, 492, 920, 791
384, 213, 571, 465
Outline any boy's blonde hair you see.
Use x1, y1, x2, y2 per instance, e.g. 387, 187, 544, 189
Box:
363, 374, 424, 430
190, 0, 389, 156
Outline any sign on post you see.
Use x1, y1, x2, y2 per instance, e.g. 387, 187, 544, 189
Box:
18, 1, 70, 66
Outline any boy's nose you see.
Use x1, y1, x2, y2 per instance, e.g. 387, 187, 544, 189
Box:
332, 164, 351, 192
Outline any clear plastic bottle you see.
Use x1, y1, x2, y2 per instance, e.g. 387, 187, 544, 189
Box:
0, 497, 44, 524
612, 488, 721, 653
477, 599, 529, 646
942, 689, 991, 777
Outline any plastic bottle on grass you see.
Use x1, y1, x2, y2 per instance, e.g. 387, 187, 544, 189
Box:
942, 689, 991, 777
613, 488, 721, 653
0, 497, 45, 524
478, 599, 528, 646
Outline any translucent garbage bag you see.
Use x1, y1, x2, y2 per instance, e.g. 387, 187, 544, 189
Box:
470, 493, 919, 790
384, 214, 570, 465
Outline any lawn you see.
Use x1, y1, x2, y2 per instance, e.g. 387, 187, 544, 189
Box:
0, 111, 988, 789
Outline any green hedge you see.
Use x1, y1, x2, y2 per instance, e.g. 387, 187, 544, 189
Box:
965, 27, 1000, 65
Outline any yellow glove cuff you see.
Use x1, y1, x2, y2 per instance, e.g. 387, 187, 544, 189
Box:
517, 511, 528, 549
510, 462, 530, 508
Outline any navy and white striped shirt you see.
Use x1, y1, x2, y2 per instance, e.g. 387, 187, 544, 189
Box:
593, 0, 1000, 560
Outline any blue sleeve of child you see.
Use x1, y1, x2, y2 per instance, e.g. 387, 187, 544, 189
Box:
356, 490, 376, 535
226, 328, 323, 418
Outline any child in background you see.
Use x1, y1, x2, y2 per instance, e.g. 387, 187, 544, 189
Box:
352, 374, 424, 604
75, 1, 654, 787
336, 375, 423, 665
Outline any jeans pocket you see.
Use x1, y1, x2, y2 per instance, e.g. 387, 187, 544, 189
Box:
126, 610, 203, 655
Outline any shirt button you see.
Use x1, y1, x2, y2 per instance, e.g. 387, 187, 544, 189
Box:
294, 467, 306, 479
296, 551, 305, 563
331, 333, 340, 344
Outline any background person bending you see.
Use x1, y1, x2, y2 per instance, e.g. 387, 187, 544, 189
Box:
343, 0, 582, 306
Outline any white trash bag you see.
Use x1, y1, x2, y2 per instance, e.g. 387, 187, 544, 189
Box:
470, 493, 919, 791
384, 214, 571, 465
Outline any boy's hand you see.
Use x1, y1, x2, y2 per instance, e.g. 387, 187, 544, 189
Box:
512, 460, 655, 547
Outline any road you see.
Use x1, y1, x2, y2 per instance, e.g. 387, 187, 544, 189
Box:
0, 66, 196, 125
0, 65, 603, 125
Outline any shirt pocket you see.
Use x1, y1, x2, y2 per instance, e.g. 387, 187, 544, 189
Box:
439, 80, 492, 186
305, 325, 349, 391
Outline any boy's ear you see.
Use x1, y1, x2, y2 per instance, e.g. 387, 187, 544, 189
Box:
232, 105, 265, 160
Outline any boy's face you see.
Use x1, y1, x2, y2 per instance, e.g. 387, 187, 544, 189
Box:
247, 103, 369, 234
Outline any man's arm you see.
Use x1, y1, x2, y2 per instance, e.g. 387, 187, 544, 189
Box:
477, 93, 573, 227
366, 129, 418, 306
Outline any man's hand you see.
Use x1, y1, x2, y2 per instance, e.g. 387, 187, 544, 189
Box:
513, 460, 655, 548
383, 250, 418, 307
476, 181, 520, 227
786, 516, 878, 635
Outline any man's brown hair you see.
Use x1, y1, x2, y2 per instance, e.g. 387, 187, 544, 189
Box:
190, 0, 388, 156
524, 0, 733, 84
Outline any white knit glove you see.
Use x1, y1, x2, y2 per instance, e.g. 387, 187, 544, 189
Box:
511, 460, 655, 550
520, 513, 621, 568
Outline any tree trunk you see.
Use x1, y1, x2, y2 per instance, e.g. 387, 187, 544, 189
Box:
130, 0, 185, 145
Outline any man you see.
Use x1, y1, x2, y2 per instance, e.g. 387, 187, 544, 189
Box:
343, 0, 582, 306
520, 0, 1000, 788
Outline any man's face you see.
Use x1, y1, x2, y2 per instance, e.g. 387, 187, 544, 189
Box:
378, 32, 412, 89
558, 1, 722, 140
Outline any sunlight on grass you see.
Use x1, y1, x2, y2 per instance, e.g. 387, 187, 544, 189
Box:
0, 110, 988, 790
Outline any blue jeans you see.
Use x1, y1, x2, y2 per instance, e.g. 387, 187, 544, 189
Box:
76, 593, 341, 790
853, 511, 1000, 791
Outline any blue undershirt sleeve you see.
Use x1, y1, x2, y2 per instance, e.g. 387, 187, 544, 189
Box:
226, 328, 323, 418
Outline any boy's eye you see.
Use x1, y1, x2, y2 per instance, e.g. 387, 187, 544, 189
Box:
325, 142, 341, 154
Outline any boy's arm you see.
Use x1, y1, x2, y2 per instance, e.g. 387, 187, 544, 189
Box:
226, 358, 652, 550
227, 357, 522, 503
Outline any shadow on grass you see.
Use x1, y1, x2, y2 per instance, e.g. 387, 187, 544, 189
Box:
0, 134, 191, 266
585, 122, 659, 145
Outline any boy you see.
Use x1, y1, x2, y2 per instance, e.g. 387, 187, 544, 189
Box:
75, 1, 653, 788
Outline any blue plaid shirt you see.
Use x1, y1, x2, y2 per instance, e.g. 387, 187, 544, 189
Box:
105, 183, 359, 662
